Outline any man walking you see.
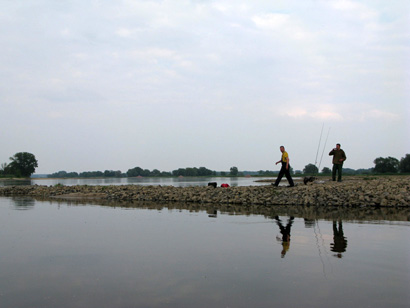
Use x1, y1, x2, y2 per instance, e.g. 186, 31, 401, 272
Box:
274, 146, 294, 187
329, 143, 346, 182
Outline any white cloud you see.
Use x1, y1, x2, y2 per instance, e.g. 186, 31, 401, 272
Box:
364, 110, 400, 120
311, 111, 344, 121
252, 13, 289, 29
116, 27, 135, 38
332, 0, 362, 11
251, 12, 313, 41
331, 0, 379, 20
280, 107, 308, 118
279, 104, 343, 121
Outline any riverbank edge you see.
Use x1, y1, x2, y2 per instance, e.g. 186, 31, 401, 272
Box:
0, 176, 409, 207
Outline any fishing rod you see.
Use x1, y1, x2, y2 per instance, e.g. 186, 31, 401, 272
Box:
318, 127, 331, 172
314, 123, 324, 167
304, 124, 329, 184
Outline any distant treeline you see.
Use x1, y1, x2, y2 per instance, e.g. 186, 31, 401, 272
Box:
5, 152, 409, 179
44, 154, 410, 178
47, 166, 381, 178
48, 166, 217, 178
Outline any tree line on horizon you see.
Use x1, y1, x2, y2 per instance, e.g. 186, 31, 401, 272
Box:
46, 155, 410, 178
1, 152, 410, 178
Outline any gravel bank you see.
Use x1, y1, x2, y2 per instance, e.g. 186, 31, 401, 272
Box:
0, 176, 409, 207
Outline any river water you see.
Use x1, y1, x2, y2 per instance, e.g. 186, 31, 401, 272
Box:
0, 195, 409, 308
1, 176, 285, 187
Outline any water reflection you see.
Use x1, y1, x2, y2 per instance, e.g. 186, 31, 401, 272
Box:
303, 218, 316, 228
11, 196, 35, 210
0, 177, 279, 187
207, 209, 218, 218
331, 220, 348, 258
0, 179, 32, 186
1, 196, 409, 308
274, 216, 294, 258
19, 196, 410, 222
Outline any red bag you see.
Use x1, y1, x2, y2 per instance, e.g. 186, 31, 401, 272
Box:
221, 183, 230, 187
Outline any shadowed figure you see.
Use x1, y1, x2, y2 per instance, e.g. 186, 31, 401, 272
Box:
275, 216, 294, 258
331, 220, 348, 258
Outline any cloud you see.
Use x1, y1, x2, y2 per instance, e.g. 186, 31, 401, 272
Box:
46, 111, 64, 119
251, 13, 313, 41
364, 109, 400, 120
331, 0, 378, 20
116, 27, 136, 38
252, 13, 289, 29
279, 104, 343, 121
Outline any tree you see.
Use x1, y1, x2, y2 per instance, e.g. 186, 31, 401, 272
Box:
198, 167, 214, 176
49, 170, 79, 178
321, 167, 331, 175
127, 166, 144, 177
303, 163, 318, 175
399, 154, 410, 173
79, 171, 104, 177
172, 168, 187, 176
151, 169, 161, 177
0, 162, 8, 175
230, 166, 239, 176
185, 167, 198, 176
104, 170, 116, 177
373, 157, 399, 173
8, 152, 38, 177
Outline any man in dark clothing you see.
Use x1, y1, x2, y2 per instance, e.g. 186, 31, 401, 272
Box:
274, 146, 294, 187
329, 143, 346, 182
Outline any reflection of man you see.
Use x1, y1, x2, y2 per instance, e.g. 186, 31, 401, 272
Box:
331, 220, 348, 258
208, 209, 217, 218
275, 216, 294, 258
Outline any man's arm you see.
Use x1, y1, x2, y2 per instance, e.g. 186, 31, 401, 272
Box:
341, 150, 346, 162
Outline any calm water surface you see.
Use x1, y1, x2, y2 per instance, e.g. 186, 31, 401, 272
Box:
0, 196, 409, 308
1, 176, 290, 187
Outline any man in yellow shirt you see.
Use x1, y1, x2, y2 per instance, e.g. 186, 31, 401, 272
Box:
274, 146, 295, 187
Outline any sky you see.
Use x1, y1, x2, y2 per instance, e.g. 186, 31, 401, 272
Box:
1, 0, 409, 174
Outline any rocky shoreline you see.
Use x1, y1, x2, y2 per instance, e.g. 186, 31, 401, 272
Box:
0, 176, 409, 207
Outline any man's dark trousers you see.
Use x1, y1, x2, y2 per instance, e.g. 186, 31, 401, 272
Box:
274, 162, 294, 186
332, 164, 343, 181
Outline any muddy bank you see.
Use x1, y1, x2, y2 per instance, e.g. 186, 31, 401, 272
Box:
0, 176, 409, 207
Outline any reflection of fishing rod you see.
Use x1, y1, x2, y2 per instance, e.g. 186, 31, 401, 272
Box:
313, 221, 327, 279
313, 220, 331, 279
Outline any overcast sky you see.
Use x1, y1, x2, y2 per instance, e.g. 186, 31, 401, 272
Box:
1, 0, 409, 174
